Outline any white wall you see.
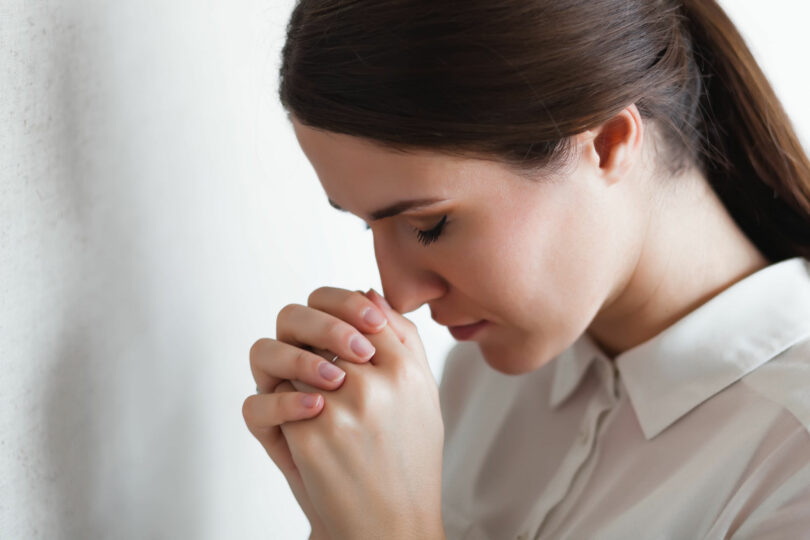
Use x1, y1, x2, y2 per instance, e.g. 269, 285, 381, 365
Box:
0, 1, 807, 539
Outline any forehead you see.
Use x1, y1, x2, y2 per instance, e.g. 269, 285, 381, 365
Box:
292, 119, 461, 188
290, 118, 530, 219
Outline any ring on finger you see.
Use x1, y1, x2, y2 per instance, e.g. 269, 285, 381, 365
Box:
306, 344, 339, 363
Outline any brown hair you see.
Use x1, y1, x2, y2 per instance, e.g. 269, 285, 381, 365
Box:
279, 0, 810, 261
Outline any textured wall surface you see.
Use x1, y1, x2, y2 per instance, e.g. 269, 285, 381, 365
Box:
0, 1, 806, 539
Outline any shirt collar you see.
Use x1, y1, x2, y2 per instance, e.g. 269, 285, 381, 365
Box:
550, 256, 810, 441
548, 330, 610, 408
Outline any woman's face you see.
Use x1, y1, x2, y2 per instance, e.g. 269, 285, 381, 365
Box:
291, 118, 643, 374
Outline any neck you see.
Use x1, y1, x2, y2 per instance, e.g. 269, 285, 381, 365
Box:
586, 169, 770, 359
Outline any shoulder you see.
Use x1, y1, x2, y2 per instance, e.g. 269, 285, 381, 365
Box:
740, 334, 810, 435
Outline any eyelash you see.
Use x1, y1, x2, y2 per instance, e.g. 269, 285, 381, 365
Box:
364, 214, 448, 246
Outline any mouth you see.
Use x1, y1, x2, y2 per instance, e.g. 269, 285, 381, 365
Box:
447, 320, 490, 340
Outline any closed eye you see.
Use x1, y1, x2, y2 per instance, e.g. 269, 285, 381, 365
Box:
365, 215, 448, 247
413, 215, 447, 246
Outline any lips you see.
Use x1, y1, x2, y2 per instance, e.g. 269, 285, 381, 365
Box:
447, 320, 490, 340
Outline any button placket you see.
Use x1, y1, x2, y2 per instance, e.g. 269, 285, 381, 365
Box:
516, 397, 606, 538
525, 358, 620, 540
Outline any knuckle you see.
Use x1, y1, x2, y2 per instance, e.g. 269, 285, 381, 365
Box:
294, 348, 317, 377
282, 393, 299, 416
349, 289, 368, 306
394, 359, 420, 386
275, 380, 295, 393
347, 375, 373, 407
242, 395, 258, 425
307, 286, 331, 306
276, 303, 303, 325
388, 357, 408, 378
291, 433, 320, 464
326, 320, 352, 344
350, 395, 376, 427
249, 338, 272, 368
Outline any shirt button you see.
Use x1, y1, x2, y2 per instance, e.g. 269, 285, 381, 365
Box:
577, 429, 588, 444
516, 532, 529, 540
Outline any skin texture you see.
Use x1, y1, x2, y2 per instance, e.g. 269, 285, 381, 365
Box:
291, 105, 770, 372
275, 287, 445, 540
245, 104, 771, 538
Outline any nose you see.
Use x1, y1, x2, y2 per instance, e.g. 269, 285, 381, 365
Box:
373, 232, 447, 314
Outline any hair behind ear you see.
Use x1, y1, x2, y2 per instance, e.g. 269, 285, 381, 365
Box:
280, 0, 810, 260
680, 0, 810, 261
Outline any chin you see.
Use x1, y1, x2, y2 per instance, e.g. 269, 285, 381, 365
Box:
477, 341, 555, 376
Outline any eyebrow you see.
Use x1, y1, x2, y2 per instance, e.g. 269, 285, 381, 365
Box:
328, 197, 446, 221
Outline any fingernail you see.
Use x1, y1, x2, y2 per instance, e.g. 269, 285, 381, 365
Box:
350, 334, 375, 359
318, 361, 345, 382
362, 307, 386, 328
301, 394, 321, 408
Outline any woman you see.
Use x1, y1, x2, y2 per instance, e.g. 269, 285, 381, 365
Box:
243, 0, 810, 538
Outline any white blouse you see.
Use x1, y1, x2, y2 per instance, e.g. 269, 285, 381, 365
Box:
439, 256, 810, 540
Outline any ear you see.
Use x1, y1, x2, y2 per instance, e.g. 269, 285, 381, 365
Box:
580, 104, 643, 184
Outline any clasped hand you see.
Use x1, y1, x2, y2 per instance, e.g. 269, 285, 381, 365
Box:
243, 287, 446, 540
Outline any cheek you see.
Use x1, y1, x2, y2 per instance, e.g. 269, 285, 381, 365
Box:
550, 208, 619, 334
479, 201, 612, 330
555, 205, 616, 301
477, 211, 614, 373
